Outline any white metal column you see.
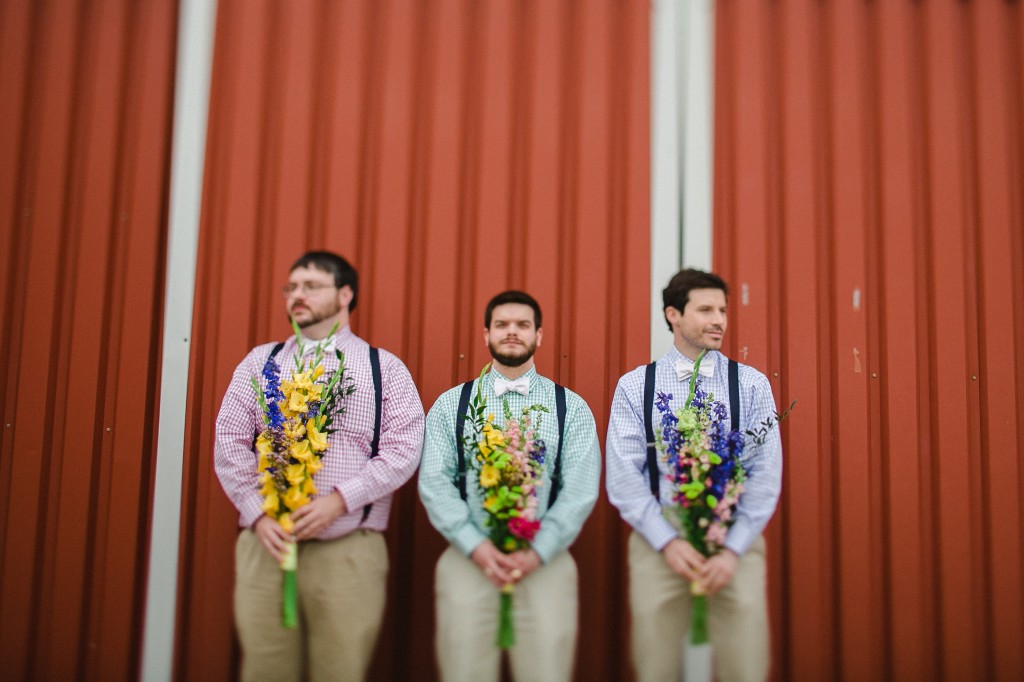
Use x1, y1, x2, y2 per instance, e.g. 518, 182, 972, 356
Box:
650, 0, 716, 360
139, 0, 217, 679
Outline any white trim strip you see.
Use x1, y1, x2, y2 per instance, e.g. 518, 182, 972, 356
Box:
649, 0, 716, 360
140, 0, 218, 679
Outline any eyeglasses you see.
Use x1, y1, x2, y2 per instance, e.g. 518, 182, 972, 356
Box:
281, 282, 337, 297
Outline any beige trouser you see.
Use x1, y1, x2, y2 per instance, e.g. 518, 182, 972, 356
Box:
234, 529, 388, 682
629, 532, 769, 682
434, 546, 578, 682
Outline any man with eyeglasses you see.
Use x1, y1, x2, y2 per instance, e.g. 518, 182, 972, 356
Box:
214, 250, 425, 681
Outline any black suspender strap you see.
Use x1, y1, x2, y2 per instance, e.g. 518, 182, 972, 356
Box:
728, 358, 740, 432
360, 347, 383, 524
643, 362, 659, 498
454, 380, 475, 501
269, 341, 285, 361
547, 384, 568, 508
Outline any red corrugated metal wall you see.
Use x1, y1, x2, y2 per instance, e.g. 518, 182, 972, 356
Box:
715, 1, 1024, 680
174, 1, 649, 680
0, 0, 177, 679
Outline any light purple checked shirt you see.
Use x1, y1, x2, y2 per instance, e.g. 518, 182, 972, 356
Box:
605, 348, 783, 557
214, 326, 425, 539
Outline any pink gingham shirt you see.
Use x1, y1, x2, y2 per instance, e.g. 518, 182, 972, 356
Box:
214, 326, 425, 538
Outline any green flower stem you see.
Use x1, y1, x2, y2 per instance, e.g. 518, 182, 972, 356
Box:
690, 593, 709, 644
282, 569, 298, 629
685, 349, 708, 409
497, 590, 515, 649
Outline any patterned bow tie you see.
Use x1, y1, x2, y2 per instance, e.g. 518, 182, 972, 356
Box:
494, 376, 530, 397
675, 357, 715, 381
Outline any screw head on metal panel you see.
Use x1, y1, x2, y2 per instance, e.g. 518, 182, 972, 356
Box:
871, 373, 878, 378
5, 423, 10, 428
458, 353, 465, 359
971, 375, 977, 381
772, 372, 778, 378
106, 427, 111, 432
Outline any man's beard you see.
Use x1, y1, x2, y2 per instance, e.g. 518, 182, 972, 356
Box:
488, 338, 536, 367
289, 300, 340, 329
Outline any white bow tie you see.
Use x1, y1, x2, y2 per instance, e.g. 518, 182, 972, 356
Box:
494, 376, 530, 397
302, 337, 335, 355
675, 357, 715, 381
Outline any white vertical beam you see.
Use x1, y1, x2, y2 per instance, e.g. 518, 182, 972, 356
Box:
650, 0, 682, 360
650, 0, 716, 360
140, 0, 217, 680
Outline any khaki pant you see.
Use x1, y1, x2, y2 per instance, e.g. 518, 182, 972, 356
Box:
234, 529, 388, 682
629, 532, 769, 682
434, 546, 578, 682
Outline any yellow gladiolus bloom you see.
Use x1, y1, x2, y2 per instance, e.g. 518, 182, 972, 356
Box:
285, 463, 305, 486
484, 495, 501, 513
257, 454, 272, 472
306, 455, 324, 475
307, 383, 324, 401
259, 472, 276, 496
290, 439, 313, 462
278, 513, 295, 534
312, 364, 325, 380
486, 429, 506, 448
282, 485, 309, 510
283, 419, 306, 440
307, 420, 329, 452
288, 390, 311, 414
256, 433, 274, 456
479, 465, 500, 488
262, 491, 280, 514
478, 442, 492, 457
301, 477, 317, 496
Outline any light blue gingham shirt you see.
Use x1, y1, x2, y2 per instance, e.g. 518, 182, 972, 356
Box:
418, 367, 601, 563
605, 348, 783, 556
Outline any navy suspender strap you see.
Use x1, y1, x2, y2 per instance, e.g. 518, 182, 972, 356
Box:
547, 384, 568, 508
728, 359, 740, 432
643, 362, 659, 498
455, 380, 476, 501
360, 347, 383, 524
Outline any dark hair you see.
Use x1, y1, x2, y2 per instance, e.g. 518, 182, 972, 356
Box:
290, 251, 359, 311
662, 268, 729, 330
484, 290, 542, 329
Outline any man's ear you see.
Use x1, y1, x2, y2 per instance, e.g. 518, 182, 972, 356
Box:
535, 327, 543, 348
337, 285, 354, 310
664, 306, 682, 326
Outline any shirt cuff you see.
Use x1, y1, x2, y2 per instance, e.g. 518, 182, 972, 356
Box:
724, 518, 756, 556
640, 516, 680, 553
530, 532, 558, 564
239, 494, 266, 529
452, 523, 488, 557
334, 479, 371, 513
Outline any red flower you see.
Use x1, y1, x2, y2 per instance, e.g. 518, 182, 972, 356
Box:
508, 517, 541, 542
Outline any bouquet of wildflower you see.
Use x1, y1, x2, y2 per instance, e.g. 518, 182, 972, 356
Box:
463, 364, 549, 648
655, 349, 747, 644
251, 321, 355, 628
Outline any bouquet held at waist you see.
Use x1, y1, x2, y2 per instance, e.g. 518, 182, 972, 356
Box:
463, 363, 549, 649
250, 321, 355, 628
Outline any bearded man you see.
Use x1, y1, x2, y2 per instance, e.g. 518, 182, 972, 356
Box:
418, 290, 601, 681
214, 251, 424, 681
